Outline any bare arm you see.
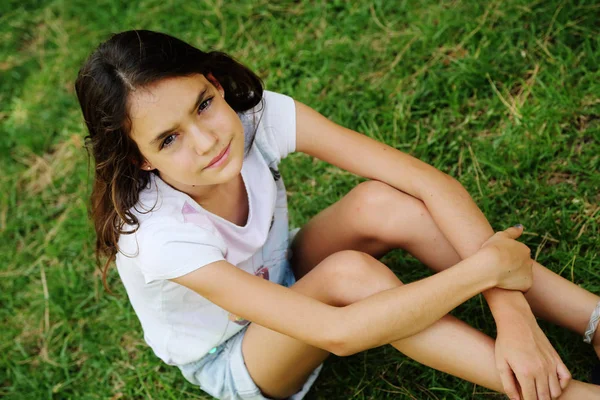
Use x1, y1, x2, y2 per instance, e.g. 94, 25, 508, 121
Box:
293, 100, 569, 397
173, 248, 499, 356
294, 100, 517, 316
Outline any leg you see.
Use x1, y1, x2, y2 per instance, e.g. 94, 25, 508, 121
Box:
523, 263, 600, 354
243, 250, 600, 399
242, 249, 509, 398
290, 180, 600, 349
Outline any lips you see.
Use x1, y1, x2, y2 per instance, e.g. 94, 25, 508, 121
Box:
205, 143, 230, 168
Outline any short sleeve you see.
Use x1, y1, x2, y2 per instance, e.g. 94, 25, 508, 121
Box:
261, 91, 296, 160
136, 220, 226, 284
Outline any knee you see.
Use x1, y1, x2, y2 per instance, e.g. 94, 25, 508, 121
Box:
349, 180, 397, 214
348, 181, 430, 240
319, 250, 402, 307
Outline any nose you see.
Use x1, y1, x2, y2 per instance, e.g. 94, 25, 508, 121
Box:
188, 124, 218, 155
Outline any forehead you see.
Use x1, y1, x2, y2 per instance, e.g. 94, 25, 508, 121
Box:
128, 74, 208, 139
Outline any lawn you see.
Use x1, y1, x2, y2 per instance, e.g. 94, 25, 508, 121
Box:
1, 0, 599, 399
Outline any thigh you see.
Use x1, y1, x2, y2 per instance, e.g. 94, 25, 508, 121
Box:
241, 269, 329, 399
289, 180, 401, 279
290, 180, 462, 279
242, 250, 402, 399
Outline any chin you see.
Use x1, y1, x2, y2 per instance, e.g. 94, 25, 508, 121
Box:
209, 157, 243, 185
228, 146, 244, 172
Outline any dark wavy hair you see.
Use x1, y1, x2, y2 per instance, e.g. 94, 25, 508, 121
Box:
75, 30, 264, 290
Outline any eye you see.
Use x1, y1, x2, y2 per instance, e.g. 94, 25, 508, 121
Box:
160, 134, 177, 149
197, 97, 213, 113
159, 96, 213, 150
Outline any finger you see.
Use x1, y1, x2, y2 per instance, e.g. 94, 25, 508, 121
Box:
535, 375, 551, 400
556, 362, 572, 390
498, 365, 521, 400
517, 374, 537, 400
548, 372, 562, 399
501, 224, 524, 240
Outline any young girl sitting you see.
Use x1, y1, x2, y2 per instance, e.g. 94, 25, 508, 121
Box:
75, 30, 600, 400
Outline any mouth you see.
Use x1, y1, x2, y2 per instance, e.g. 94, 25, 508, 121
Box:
204, 142, 231, 169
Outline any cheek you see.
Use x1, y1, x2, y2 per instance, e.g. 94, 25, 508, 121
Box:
166, 150, 195, 171
234, 132, 247, 162
222, 104, 243, 133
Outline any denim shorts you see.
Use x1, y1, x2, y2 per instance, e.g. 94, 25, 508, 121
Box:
179, 229, 323, 399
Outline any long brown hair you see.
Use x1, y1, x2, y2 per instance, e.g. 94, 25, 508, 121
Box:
75, 30, 264, 290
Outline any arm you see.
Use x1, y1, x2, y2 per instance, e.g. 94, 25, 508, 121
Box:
173, 249, 498, 356
294, 100, 514, 311
294, 100, 570, 397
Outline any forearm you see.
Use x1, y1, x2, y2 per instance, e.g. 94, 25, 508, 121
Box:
179, 254, 499, 356
416, 174, 493, 257
333, 250, 497, 355
415, 173, 529, 314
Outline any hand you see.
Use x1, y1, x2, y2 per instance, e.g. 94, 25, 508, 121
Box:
494, 306, 571, 400
480, 225, 533, 292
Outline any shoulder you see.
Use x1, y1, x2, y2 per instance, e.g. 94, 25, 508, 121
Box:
261, 90, 295, 124
118, 177, 226, 261
138, 214, 225, 250
242, 90, 297, 162
239, 90, 295, 129
119, 215, 227, 283
262, 90, 294, 105
132, 174, 186, 220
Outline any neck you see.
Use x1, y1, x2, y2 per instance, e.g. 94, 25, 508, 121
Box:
193, 173, 248, 226
190, 174, 243, 209
155, 171, 239, 205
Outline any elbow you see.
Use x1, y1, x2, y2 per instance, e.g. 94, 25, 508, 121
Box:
326, 338, 359, 357
441, 172, 461, 188
318, 312, 360, 357
441, 173, 472, 199
322, 333, 356, 357
324, 330, 391, 357
419, 169, 468, 200
320, 313, 417, 356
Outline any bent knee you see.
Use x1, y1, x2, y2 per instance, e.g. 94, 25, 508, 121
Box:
347, 181, 431, 240
347, 181, 398, 221
319, 250, 402, 306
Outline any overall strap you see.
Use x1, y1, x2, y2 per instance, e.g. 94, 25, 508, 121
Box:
254, 128, 281, 182
254, 126, 283, 232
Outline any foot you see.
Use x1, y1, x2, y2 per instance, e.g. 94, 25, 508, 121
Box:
593, 327, 600, 359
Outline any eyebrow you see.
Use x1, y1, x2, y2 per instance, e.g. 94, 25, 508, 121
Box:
149, 87, 208, 147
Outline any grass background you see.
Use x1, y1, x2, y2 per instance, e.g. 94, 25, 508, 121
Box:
1, 0, 599, 398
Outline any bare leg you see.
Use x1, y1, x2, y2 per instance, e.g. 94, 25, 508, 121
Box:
244, 250, 600, 399
391, 315, 600, 399
243, 181, 600, 398
524, 263, 600, 354
290, 181, 600, 350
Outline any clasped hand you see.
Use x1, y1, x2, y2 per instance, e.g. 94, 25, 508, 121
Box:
479, 225, 533, 293
478, 226, 571, 400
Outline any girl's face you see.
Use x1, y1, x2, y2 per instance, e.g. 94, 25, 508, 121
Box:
128, 74, 245, 199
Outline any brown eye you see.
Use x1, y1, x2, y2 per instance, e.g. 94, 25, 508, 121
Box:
197, 98, 212, 113
161, 134, 177, 149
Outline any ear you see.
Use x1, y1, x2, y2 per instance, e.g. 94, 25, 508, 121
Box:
140, 159, 154, 171
205, 72, 225, 98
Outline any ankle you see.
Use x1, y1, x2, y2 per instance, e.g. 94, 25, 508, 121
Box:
593, 326, 600, 359
594, 329, 600, 348
584, 300, 600, 345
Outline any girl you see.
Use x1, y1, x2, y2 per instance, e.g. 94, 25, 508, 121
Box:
75, 30, 600, 400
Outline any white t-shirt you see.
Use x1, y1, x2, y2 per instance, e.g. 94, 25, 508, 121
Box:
116, 91, 297, 366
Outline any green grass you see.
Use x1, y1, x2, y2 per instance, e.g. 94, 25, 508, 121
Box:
1, 0, 599, 398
